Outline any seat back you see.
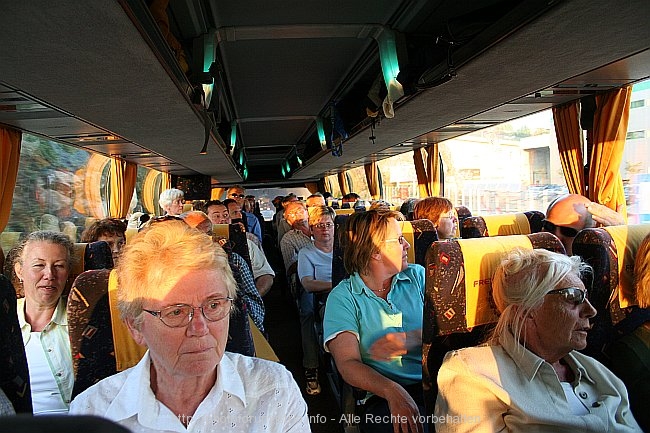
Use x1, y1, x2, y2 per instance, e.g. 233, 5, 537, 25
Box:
422, 232, 565, 415
334, 208, 355, 216
460, 210, 544, 238
0, 275, 31, 413
212, 223, 252, 270
68, 268, 255, 398
331, 214, 350, 288
65, 241, 114, 296
572, 224, 650, 361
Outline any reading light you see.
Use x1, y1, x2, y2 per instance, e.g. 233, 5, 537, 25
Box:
316, 118, 327, 150
230, 120, 237, 156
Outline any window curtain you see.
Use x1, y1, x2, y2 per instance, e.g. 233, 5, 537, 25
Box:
322, 177, 332, 194
108, 157, 137, 218
588, 85, 631, 219
142, 169, 161, 214
413, 147, 429, 198
552, 102, 585, 195
0, 127, 21, 232
364, 162, 381, 200
305, 182, 319, 194
426, 143, 440, 197
160, 171, 171, 192
84, 154, 111, 219
337, 172, 350, 196
211, 187, 225, 200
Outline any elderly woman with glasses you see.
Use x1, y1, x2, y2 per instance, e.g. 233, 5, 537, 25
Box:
70, 220, 309, 432
324, 209, 427, 433
435, 248, 640, 432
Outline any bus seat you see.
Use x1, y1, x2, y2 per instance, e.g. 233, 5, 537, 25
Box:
0, 231, 22, 257
403, 219, 438, 267
65, 241, 114, 296
212, 223, 253, 271
332, 214, 350, 288
422, 232, 565, 416
124, 227, 138, 244
571, 224, 650, 362
455, 206, 472, 222
460, 210, 544, 238
182, 203, 193, 212
68, 269, 255, 398
334, 208, 356, 216
61, 221, 77, 242
0, 274, 32, 413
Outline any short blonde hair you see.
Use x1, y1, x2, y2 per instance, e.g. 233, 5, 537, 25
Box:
342, 209, 404, 275
413, 196, 453, 225
308, 206, 335, 226
634, 233, 650, 308
116, 220, 237, 324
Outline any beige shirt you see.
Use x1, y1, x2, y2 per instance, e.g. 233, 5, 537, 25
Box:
434, 330, 641, 432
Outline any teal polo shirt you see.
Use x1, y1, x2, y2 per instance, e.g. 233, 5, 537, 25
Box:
323, 264, 425, 385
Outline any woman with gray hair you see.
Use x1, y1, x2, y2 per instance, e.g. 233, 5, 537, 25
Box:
158, 188, 184, 216
434, 248, 640, 432
14, 231, 75, 414
70, 220, 309, 432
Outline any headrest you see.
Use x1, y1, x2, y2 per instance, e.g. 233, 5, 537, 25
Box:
182, 203, 193, 212
400, 220, 416, 264
212, 223, 230, 239
124, 228, 138, 244
334, 208, 356, 215
482, 213, 531, 236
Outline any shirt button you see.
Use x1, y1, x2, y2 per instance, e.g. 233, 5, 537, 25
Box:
47, 348, 52, 352
579, 392, 588, 399
56, 372, 62, 377
592, 402, 601, 407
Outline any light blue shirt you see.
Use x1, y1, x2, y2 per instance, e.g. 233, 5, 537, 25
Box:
323, 264, 425, 385
297, 243, 332, 283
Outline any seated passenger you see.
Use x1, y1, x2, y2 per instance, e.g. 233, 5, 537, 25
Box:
606, 233, 650, 431
0, 388, 15, 416
69, 220, 309, 432
324, 210, 426, 433
544, 193, 625, 255
14, 231, 75, 415
80, 218, 127, 265
413, 197, 457, 240
435, 248, 640, 432
158, 188, 184, 216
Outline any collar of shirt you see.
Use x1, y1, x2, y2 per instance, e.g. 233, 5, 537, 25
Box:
349, 269, 410, 296
500, 329, 596, 385
17, 296, 67, 335
105, 352, 247, 429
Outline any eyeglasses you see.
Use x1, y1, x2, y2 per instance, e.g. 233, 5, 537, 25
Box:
384, 235, 407, 246
142, 297, 234, 327
439, 214, 457, 221
230, 193, 245, 199
541, 220, 579, 238
313, 222, 333, 229
546, 287, 587, 305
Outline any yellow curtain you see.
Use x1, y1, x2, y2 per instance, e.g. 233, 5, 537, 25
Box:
211, 187, 225, 200
108, 157, 138, 218
83, 154, 111, 219
364, 162, 380, 200
0, 127, 21, 232
305, 182, 319, 194
160, 172, 171, 191
413, 147, 430, 197
337, 172, 350, 196
588, 86, 631, 220
322, 177, 332, 194
425, 144, 440, 197
553, 102, 585, 195
142, 169, 161, 214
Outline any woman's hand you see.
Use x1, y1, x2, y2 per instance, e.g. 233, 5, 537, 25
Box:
385, 383, 424, 433
369, 330, 422, 362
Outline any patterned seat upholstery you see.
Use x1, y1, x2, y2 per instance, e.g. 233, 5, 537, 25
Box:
460, 210, 544, 238
571, 224, 650, 362
65, 241, 114, 296
422, 232, 565, 415
331, 214, 350, 288
0, 275, 31, 413
68, 270, 255, 397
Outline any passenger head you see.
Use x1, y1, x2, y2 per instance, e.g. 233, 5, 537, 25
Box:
180, 211, 213, 235
308, 206, 335, 244
226, 185, 246, 206
634, 233, 650, 309
342, 210, 406, 276
223, 199, 243, 221
117, 220, 237, 327
281, 194, 299, 209
81, 218, 127, 264
204, 200, 230, 225
14, 231, 74, 309
491, 248, 595, 359
284, 201, 308, 225
399, 198, 420, 220
413, 196, 457, 239
116, 220, 237, 377
306, 193, 326, 209
544, 194, 595, 255
159, 188, 185, 216
342, 192, 360, 204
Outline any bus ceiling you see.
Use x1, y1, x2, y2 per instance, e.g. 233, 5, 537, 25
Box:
0, 0, 649, 185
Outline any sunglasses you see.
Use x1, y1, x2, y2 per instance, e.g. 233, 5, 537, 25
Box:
546, 287, 588, 305
230, 193, 245, 199
541, 220, 579, 238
